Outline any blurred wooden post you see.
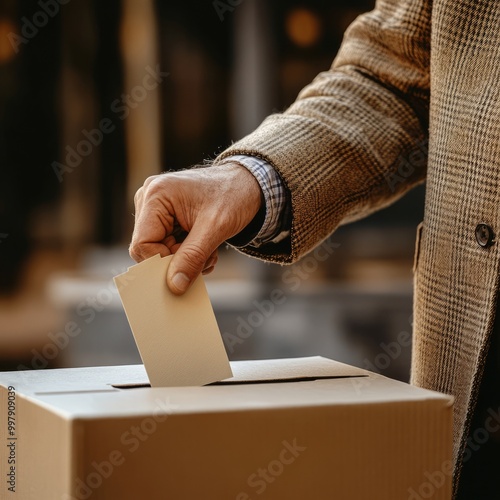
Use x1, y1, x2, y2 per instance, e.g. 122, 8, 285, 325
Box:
120, 0, 162, 226
59, 1, 99, 250
231, 0, 275, 138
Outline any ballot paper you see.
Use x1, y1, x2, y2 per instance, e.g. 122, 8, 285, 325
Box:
114, 254, 232, 387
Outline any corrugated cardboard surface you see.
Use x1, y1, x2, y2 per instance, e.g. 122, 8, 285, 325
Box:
0, 357, 453, 499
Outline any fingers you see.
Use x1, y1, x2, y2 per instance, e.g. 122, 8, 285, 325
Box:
202, 250, 218, 274
130, 175, 220, 285
129, 179, 175, 262
129, 242, 172, 262
202, 266, 215, 275
166, 219, 223, 295
130, 164, 261, 294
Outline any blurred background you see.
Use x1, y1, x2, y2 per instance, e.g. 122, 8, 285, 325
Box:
0, 0, 425, 381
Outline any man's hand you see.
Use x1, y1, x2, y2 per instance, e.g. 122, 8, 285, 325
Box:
129, 163, 262, 295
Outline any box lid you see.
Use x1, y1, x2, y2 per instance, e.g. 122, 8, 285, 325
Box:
0, 356, 452, 419
0, 356, 365, 392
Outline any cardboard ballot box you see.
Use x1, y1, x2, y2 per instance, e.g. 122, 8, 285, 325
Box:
0, 357, 453, 500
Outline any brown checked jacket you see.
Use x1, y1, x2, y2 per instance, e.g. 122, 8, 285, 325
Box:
216, 0, 500, 496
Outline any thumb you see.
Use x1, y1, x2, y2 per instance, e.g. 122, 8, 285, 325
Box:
166, 220, 221, 295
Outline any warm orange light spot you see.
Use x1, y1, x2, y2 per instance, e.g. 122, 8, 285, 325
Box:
285, 8, 322, 48
0, 19, 18, 63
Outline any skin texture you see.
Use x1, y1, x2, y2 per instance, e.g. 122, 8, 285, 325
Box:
129, 163, 262, 295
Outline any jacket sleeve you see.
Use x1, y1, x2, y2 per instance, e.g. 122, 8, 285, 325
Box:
214, 0, 431, 263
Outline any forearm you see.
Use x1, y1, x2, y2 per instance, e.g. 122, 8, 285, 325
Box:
215, 0, 431, 264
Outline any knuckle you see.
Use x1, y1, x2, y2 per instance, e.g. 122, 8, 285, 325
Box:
129, 247, 138, 262
143, 175, 159, 187
133, 187, 143, 205
145, 176, 169, 196
129, 242, 141, 262
183, 243, 209, 269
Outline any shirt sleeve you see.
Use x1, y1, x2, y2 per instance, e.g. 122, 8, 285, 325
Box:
220, 155, 291, 248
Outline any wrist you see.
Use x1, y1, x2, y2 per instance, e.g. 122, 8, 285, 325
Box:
212, 161, 266, 246
213, 161, 263, 217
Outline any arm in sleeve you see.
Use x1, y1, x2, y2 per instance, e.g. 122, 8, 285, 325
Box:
214, 0, 431, 263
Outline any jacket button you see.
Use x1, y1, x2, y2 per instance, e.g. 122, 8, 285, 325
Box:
475, 223, 495, 248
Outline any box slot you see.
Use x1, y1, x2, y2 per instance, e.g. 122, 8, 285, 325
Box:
111, 374, 368, 389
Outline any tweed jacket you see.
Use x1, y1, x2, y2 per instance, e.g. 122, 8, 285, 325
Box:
216, 0, 500, 496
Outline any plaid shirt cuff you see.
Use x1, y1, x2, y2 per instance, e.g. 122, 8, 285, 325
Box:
222, 155, 290, 248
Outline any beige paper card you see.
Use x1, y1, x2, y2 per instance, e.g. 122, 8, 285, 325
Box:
114, 254, 232, 387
